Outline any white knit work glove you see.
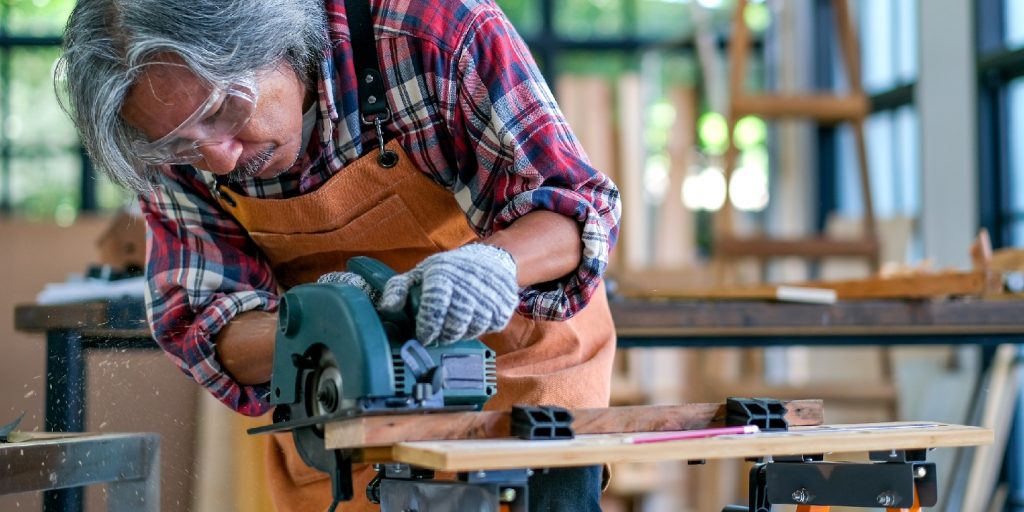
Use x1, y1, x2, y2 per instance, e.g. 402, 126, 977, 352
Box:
317, 271, 381, 303
379, 244, 519, 346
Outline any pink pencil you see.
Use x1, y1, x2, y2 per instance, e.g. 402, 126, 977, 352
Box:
628, 425, 760, 444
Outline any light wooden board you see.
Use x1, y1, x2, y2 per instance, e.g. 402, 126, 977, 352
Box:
383, 422, 991, 472
622, 270, 998, 301
325, 400, 824, 449
961, 344, 1019, 510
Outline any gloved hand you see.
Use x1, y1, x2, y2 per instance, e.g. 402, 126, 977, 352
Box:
317, 271, 381, 303
379, 244, 519, 346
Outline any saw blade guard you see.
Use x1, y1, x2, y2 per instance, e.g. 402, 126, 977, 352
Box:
271, 283, 396, 408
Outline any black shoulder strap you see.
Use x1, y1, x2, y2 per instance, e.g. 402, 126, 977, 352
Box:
344, 0, 389, 123
343, 0, 398, 167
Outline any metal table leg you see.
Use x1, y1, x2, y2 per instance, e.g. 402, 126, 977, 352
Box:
44, 329, 87, 512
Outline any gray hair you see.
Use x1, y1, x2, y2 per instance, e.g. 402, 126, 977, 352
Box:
56, 0, 329, 191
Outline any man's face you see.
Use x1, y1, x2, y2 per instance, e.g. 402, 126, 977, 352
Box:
121, 54, 308, 180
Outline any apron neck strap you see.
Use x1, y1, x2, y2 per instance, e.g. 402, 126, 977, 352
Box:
345, 0, 398, 167
346, 0, 389, 124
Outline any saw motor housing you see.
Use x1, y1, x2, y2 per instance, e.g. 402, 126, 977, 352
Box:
268, 257, 498, 422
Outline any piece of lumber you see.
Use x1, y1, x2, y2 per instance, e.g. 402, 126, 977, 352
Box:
616, 73, 647, 273
325, 399, 823, 450
971, 228, 993, 271
382, 422, 992, 472
731, 94, 868, 123
960, 344, 1019, 510
811, 271, 996, 300
714, 236, 879, 259
621, 269, 999, 301
653, 86, 698, 269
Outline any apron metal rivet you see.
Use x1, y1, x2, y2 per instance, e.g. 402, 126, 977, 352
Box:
368, 95, 377, 104
378, 150, 399, 169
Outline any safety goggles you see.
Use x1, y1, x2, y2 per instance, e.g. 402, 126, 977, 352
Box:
133, 76, 259, 165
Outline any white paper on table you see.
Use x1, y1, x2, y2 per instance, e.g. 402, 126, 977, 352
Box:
35, 276, 145, 305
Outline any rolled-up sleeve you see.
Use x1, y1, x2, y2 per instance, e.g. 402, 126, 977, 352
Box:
139, 168, 279, 416
443, 6, 621, 320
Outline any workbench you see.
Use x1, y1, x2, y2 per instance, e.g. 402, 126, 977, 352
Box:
13, 296, 1024, 510
13, 299, 152, 512
611, 296, 1024, 348
0, 432, 160, 512
345, 421, 991, 511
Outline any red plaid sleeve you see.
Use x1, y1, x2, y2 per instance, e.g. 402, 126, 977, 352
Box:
139, 167, 280, 416
441, 5, 621, 320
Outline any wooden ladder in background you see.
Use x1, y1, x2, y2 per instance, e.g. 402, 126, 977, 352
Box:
714, 0, 879, 280
701, 9, 899, 507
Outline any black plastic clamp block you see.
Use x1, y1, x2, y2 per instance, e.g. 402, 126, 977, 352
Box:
510, 405, 574, 440
726, 397, 789, 432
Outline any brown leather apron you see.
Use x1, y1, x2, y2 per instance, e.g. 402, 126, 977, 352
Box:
215, 141, 616, 511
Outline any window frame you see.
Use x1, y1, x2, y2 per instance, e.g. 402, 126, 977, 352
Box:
0, 4, 95, 216
813, 0, 917, 232
976, 0, 1024, 248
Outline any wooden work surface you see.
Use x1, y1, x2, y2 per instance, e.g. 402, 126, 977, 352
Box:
371, 422, 992, 472
610, 297, 1024, 340
14, 299, 150, 338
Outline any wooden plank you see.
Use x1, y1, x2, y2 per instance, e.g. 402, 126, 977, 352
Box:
714, 236, 879, 259
971, 228, 994, 271
653, 86, 697, 269
384, 422, 992, 472
616, 73, 648, 272
731, 94, 869, 123
815, 271, 997, 300
961, 344, 1019, 510
623, 270, 997, 301
324, 399, 823, 450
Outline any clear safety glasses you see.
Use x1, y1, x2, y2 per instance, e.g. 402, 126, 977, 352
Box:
133, 76, 259, 165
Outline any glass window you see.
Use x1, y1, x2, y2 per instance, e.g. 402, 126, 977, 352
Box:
7, 46, 80, 219
828, 0, 920, 261
1006, 0, 1024, 48
637, 0, 696, 41
1007, 78, 1024, 243
1, 0, 127, 219
556, 0, 628, 38
495, 0, 541, 38
979, 1, 1024, 247
894, 0, 917, 83
6, 0, 75, 36
834, 106, 921, 258
858, 0, 917, 93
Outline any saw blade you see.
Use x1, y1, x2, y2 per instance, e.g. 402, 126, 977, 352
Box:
291, 347, 352, 475
311, 349, 346, 419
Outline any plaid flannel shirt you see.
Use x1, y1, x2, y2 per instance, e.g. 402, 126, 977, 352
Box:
138, 0, 621, 415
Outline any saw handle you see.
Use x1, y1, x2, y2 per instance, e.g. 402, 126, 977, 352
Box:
346, 256, 421, 315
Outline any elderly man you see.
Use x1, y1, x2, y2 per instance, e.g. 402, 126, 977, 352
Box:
58, 0, 620, 510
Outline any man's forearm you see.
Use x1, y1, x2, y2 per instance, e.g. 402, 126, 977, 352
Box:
483, 210, 583, 287
215, 310, 278, 385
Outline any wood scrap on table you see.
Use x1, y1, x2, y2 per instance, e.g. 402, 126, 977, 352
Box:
619, 229, 1024, 302
619, 269, 999, 302
324, 399, 823, 449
